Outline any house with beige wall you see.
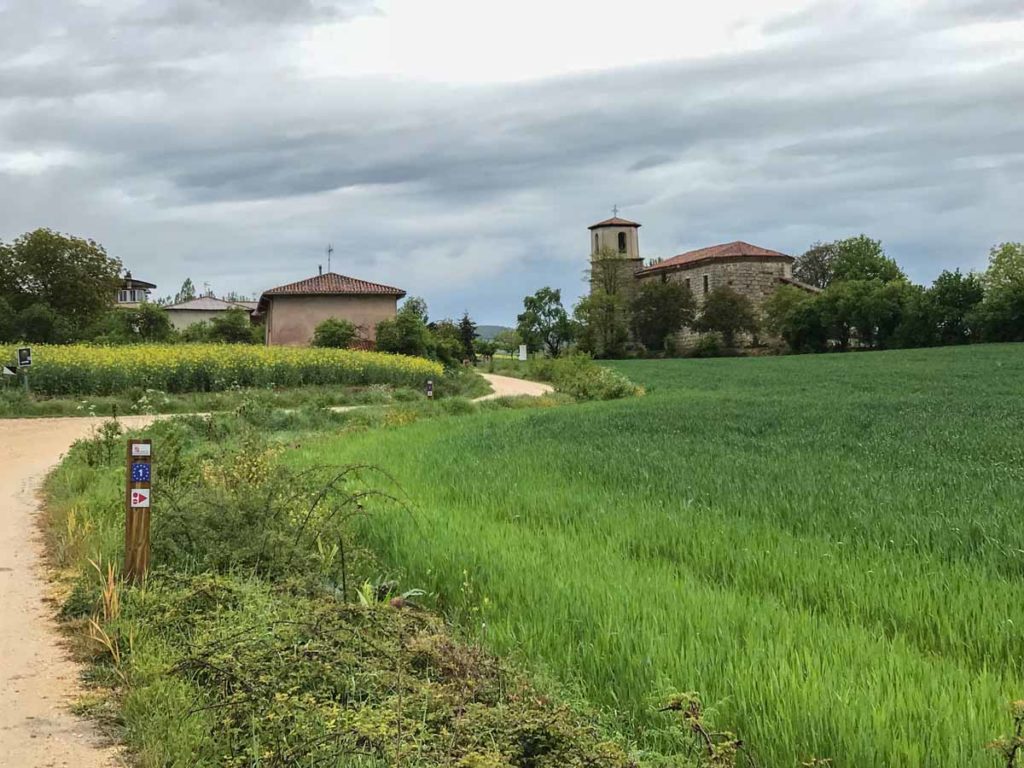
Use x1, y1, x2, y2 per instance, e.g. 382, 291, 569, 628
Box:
256, 272, 406, 347
164, 296, 258, 330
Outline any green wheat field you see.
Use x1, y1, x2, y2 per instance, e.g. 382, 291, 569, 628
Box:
289, 344, 1024, 767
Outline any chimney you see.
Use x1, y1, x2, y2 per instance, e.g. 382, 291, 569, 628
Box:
318, 264, 323, 276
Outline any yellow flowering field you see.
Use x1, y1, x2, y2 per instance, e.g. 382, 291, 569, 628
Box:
0, 344, 442, 395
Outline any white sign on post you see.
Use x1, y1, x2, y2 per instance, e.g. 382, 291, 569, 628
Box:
130, 488, 151, 509
518, 344, 528, 362
131, 443, 152, 457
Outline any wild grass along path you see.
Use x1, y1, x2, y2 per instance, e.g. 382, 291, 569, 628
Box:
0, 373, 548, 766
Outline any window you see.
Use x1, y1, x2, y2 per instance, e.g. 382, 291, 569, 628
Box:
703, 275, 709, 294
594, 233, 599, 252
618, 232, 627, 253
118, 290, 129, 303
684, 278, 691, 291
660, 273, 668, 284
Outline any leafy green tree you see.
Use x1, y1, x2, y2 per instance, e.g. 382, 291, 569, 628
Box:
762, 284, 812, 338
972, 284, 1024, 342
207, 308, 259, 344
517, 287, 574, 357
458, 311, 478, 362
574, 292, 629, 359
175, 278, 198, 305
793, 242, 838, 289
492, 328, 522, 356
982, 242, 1024, 292
376, 297, 433, 358
428, 318, 463, 366
695, 286, 758, 347
830, 235, 905, 284
0, 229, 123, 338
14, 303, 69, 343
928, 269, 983, 345
629, 280, 696, 351
0, 297, 14, 341
312, 318, 358, 348
91, 304, 175, 344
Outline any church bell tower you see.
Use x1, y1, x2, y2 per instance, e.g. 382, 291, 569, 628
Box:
588, 211, 643, 296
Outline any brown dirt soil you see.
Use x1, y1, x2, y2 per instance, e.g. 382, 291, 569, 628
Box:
0, 416, 153, 768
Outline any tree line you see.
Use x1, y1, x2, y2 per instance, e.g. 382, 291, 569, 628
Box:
0, 229, 262, 344
513, 238, 1024, 359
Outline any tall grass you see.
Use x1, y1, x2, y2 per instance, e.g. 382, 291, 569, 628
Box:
287, 344, 1024, 767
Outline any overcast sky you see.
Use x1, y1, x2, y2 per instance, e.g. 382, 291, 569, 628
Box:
1, 0, 1021, 323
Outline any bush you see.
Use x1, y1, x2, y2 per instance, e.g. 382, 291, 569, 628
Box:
311, 317, 358, 348
522, 354, 643, 401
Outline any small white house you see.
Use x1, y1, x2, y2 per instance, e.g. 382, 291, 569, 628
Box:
163, 296, 257, 330
117, 272, 157, 307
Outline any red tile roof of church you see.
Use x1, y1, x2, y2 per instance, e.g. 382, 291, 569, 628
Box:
588, 217, 642, 229
637, 241, 791, 274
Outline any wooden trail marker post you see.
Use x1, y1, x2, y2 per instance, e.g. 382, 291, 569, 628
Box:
125, 439, 153, 583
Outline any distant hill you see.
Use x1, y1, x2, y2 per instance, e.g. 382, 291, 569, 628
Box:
476, 325, 512, 341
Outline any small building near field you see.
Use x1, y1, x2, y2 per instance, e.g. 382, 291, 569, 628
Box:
164, 296, 258, 330
256, 271, 406, 347
117, 271, 157, 307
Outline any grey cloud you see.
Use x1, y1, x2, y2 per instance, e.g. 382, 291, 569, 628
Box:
0, 1, 1022, 322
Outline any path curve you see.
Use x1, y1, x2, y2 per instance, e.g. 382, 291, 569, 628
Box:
0, 373, 551, 764
0, 415, 154, 768
477, 373, 554, 400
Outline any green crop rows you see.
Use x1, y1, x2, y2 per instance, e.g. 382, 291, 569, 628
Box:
288, 344, 1024, 767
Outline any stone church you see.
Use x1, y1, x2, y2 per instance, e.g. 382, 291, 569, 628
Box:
588, 215, 813, 346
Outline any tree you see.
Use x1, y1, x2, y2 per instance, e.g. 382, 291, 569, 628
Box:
89, 304, 174, 344
793, 242, 838, 289
428, 318, 463, 366
517, 287, 574, 357
493, 328, 522, 356
376, 297, 433, 358
972, 284, 1024, 343
458, 311, 478, 362
207, 308, 259, 344
588, 246, 634, 296
574, 292, 629, 358
694, 286, 758, 347
982, 242, 1024, 292
312, 318, 358, 348
928, 269, 983, 345
175, 278, 198, 305
629, 280, 696, 351
0, 228, 123, 338
830, 235, 905, 284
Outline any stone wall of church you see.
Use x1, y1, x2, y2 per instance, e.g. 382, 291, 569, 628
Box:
635, 257, 794, 348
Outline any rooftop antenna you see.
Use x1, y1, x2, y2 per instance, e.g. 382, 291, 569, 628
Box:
326, 243, 333, 273
612, 204, 619, 217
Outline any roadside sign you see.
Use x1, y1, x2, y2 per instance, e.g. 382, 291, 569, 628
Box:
518, 344, 528, 362
426, 379, 434, 400
17, 347, 31, 367
125, 439, 153, 582
1, 365, 15, 377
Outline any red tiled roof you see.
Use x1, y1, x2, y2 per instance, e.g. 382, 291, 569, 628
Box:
588, 217, 642, 230
262, 272, 406, 298
257, 272, 406, 314
637, 241, 791, 274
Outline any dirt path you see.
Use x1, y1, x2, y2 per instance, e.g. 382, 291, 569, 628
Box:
0, 376, 550, 765
0, 415, 153, 768
477, 373, 554, 400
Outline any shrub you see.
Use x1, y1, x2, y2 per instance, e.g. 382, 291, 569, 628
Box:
311, 317, 358, 348
523, 354, 642, 401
